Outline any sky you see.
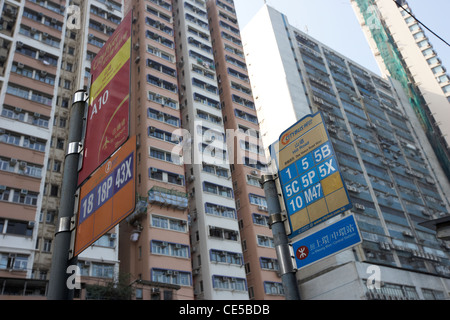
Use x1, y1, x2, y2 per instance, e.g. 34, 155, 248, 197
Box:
233, 0, 450, 77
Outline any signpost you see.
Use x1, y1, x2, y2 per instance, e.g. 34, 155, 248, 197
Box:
73, 135, 136, 257
277, 111, 353, 238
292, 214, 362, 270
78, 11, 133, 186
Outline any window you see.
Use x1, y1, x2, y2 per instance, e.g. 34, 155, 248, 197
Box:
151, 215, 187, 233
0, 157, 15, 173
53, 160, 61, 172
260, 257, 279, 271
212, 275, 246, 291
92, 263, 114, 278
253, 213, 269, 226
210, 250, 242, 265
12, 190, 38, 206
151, 269, 191, 286
46, 211, 55, 224
93, 234, 115, 247
24, 136, 46, 152
257, 235, 274, 248
205, 202, 236, 219
1, 105, 26, 122
150, 147, 181, 164
151, 240, 189, 258
50, 185, 58, 197
264, 282, 284, 295
209, 226, 238, 241
6, 219, 33, 236
56, 138, 64, 150
203, 182, 233, 198
0, 253, 28, 271
247, 175, 261, 187
148, 108, 180, 127
43, 239, 52, 252
249, 194, 267, 207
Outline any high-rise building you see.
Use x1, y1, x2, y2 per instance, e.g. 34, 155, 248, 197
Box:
172, 0, 248, 300
0, 0, 124, 299
118, 0, 193, 301
0, 0, 68, 296
119, 0, 281, 300
350, 0, 450, 182
242, 4, 450, 299
206, 0, 285, 300
0, 0, 280, 300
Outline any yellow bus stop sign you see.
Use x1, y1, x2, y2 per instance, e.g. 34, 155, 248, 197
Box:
278, 112, 352, 238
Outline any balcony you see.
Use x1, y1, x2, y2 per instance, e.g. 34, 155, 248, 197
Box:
148, 186, 188, 210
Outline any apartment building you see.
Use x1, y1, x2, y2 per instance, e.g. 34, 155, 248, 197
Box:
0, 0, 67, 297
242, 5, 450, 299
0, 0, 124, 299
350, 0, 450, 182
118, 0, 193, 300
172, 0, 248, 300
206, 0, 285, 299
119, 0, 283, 300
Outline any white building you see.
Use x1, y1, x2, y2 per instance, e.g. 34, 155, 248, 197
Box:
242, 4, 450, 300
173, 0, 248, 300
351, 0, 450, 183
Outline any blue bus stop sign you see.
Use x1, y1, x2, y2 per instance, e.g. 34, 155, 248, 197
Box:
292, 214, 362, 270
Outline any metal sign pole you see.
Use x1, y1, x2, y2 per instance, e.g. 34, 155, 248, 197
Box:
260, 174, 301, 300
48, 90, 87, 300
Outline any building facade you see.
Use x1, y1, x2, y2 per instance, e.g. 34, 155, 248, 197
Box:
0, 0, 68, 296
242, 5, 450, 299
119, 0, 193, 300
206, 0, 284, 299
0, 0, 124, 299
350, 0, 450, 182
119, 0, 282, 300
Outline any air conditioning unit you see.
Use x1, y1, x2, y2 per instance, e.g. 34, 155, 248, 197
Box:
258, 205, 268, 212
355, 203, 365, 210
402, 231, 413, 237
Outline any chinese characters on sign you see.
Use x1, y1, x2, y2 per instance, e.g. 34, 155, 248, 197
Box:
292, 214, 362, 270
278, 112, 352, 238
78, 11, 132, 186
